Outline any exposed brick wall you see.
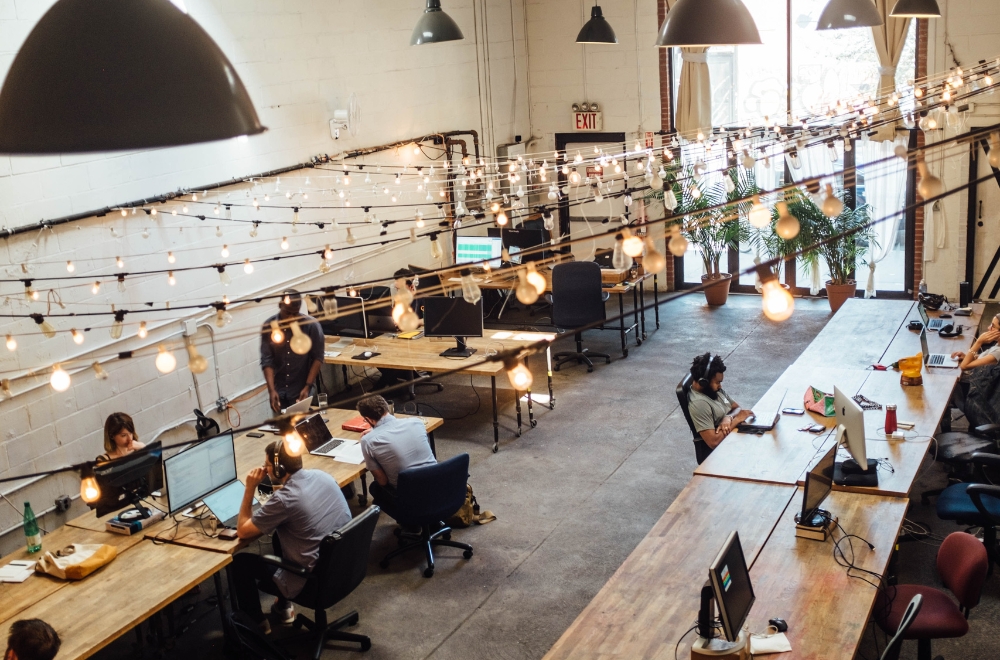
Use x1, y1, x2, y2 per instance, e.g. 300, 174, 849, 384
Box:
914, 18, 928, 297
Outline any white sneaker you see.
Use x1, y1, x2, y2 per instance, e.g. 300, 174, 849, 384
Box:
271, 600, 295, 625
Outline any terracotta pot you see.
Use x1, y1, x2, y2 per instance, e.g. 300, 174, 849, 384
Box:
825, 280, 857, 313
702, 273, 733, 306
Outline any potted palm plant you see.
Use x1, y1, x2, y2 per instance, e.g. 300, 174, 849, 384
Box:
790, 189, 878, 312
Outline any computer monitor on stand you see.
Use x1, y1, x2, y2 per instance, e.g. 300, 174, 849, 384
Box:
423, 296, 483, 358
90, 441, 164, 519
320, 296, 372, 339
694, 530, 755, 655
796, 444, 837, 527
832, 386, 878, 487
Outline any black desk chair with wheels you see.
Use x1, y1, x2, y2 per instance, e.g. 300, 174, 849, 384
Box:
921, 424, 1000, 505
935, 453, 1000, 574
378, 454, 474, 578
551, 261, 611, 373
261, 506, 380, 660
677, 372, 712, 465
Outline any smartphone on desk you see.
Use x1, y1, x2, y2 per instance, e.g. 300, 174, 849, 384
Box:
782, 408, 805, 415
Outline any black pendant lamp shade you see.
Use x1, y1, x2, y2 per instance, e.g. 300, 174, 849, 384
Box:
0, 0, 265, 154
656, 0, 762, 47
576, 5, 618, 44
890, 0, 941, 17
411, 0, 465, 46
816, 0, 884, 30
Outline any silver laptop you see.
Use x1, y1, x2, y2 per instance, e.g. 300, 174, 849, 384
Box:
294, 413, 346, 458
737, 389, 788, 433
282, 397, 313, 415
921, 328, 958, 368
203, 481, 259, 529
918, 303, 944, 331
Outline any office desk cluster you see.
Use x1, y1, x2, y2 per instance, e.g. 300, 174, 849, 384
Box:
0, 410, 442, 659
546, 298, 981, 660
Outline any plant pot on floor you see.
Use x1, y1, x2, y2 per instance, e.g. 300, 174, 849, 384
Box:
702, 273, 733, 306
825, 280, 857, 313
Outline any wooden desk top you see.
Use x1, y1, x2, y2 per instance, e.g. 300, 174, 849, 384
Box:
474, 269, 653, 294
0, 524, 149, 624
695, 367, 870, 486
0, 541, 230, 659
747, 489, 907, 659
794, 299, 914, 370
544, 477, 796, 660
880, 302, 982, 367
324, 335, 509, 375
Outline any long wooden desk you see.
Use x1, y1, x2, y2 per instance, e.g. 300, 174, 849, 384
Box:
326, 334, 545, 452
794, 299, 915, 370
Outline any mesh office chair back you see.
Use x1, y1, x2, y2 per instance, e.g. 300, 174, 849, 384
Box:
551, 261, 606, 329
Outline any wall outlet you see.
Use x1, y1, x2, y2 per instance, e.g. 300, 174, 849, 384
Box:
216, 397, 229, 413
182, 320, 198, 337
54, 495, 71, 513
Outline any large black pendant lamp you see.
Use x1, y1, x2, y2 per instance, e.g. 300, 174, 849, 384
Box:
576, 5, 618, 44
655, 0, 762, 47
816, 0, 884, 30
411, 0, 465, 46
0, 0, 265, 154
890, 0, 941, 18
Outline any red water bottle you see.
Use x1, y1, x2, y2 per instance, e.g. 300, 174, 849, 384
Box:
885, 404, 897, 435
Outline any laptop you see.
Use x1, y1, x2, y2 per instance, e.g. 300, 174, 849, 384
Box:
203, 481, 259, 529
918, 303, 944, 331
737, 389, 788, 433
282, 398, 313, 415
920, 328, 958, 368
295, 413, 346, 457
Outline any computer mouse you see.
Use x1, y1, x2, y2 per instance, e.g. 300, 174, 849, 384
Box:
940, 313, 953, 319
363, 351, 373, 358
768, 618, 788, 633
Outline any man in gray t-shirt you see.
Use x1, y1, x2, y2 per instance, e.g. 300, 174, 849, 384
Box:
687, 353, 754, 462
357, 395, 436, 507
233, 439, 352, 634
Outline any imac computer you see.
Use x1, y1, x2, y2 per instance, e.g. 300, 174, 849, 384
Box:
833, 386, 878, 487
456, 235, 503, 269
796, 445, 837, 527
91, 441, 164, 519
320, 296, 373, 339
163, 432, 237, 515
488, 227, 549, 263
695, 530, 755, 654
423, 296, 484, 358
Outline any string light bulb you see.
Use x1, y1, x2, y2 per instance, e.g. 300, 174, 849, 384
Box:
243, 259, 254, 274
167, 251, 176, 264
775, 202, 800, 240
612, 234, 632, 270
460, 269, 482, 304
168, 271, 176, 286
217, 266, 231, 286
30, 314, 57, 339
71, 328, 84, 344
155, 345, 177, 374
116, 256, 124, 269
5, 334, 16, 351
543, 211, 555, 231
220, 244, 230, 258
117, 275, 126, 293
346, 228, 356, 245
250, 222, 259, 238
504, 357, 533, 391
289, 321, 313, 355
430, 233, 443, 262
270, 320, 285, 344
916, 160, 944, 199
748, 195, 772, 229
668, 230, 688, 257
621, 229, 645, 258
643, 237, 667, 273
80, 465, 100, 504
66, 260, 75, 273
215, 307, 233, 328
280, 237, 289, 250
496, 210, 509, 226
283, 426, 306, 457
515, 269, 540, 305
92, 281, 101, 295
111, 311, 126, 339
186, 339, 209, 375
758, 268, 794, 322
821, 184, 844, 218
50, 364, 71, 392
92, 362, 109, 381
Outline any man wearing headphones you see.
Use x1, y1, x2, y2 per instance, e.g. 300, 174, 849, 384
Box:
688, 353, 754, 461
232, 440, 351, 634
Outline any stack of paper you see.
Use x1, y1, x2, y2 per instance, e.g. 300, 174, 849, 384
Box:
0, 560, 36, 583
331, 439, 365, 465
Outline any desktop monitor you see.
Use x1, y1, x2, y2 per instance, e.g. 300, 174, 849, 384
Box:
456, 235, 503, 269
833, 386, 877, 486
797, 445, 837, 527
321, 296, 371, 338
163, 432, 237, 515
423, 296, 484, 358
91, 441, 164, 518
488, 227, 549, 263
699, 530, 755, 644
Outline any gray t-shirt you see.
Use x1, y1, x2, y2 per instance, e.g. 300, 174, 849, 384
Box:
688, 388, 734, 434
361, 415, 436, 487
981, 345, 1000, 363
251, 469, 351, 598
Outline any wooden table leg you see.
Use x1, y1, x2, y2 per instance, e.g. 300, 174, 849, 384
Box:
491, 376, 500, 453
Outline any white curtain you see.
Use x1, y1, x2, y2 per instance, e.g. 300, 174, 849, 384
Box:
870, 1, 912, 142
857, 135, 909, 297
675, 49, 712, 135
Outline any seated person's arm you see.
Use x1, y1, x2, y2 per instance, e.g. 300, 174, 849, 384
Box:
360, 439, 389, 487
960, 330, 1000, 371
237, 468, 266, 540
690, 402, 730, 449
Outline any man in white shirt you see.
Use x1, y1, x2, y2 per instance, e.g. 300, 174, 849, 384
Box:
356, 395, 436, 507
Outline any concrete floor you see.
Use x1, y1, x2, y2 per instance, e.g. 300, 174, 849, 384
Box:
93, 293, 999, 660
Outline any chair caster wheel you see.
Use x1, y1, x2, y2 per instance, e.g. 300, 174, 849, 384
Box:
348, 613, 359, 627
531, 420, 537, 428
443, 532, 452, 541
379, 560, 389, 569
492, 446, 499, 454
516, 430, 522, 437
605, 358, 611, 364
463, 549, 473, 559
361, 639, 372, 651
637, 339, 642, 346
587, 366, 594, 373
423, 567, 434, 578
554, 365, 560, 372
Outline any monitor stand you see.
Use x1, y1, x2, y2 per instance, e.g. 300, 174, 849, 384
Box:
693, 583, 747, 659
439, 337, 477, 358
794, 507, 831, 528
119, 494, 153, 521
833, 459, 879, 487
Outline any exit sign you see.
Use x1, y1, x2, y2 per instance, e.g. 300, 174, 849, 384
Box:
573, 111, 603, 132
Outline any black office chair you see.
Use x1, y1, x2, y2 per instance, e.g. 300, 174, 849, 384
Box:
935, 453, 1000, 574
551, 261, 611, 373
377, 454, 474, 578
677, 373, 712, 465
261, 506, 380, 659
880, 594, 922, 660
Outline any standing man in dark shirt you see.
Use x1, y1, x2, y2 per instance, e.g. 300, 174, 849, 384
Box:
260, 289, 326, 413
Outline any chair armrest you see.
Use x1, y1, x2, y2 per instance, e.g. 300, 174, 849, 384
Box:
971, 452, 1000, 469
972, 424, 1000, 439
261, 554, 311, 576
966, 485, 1000, 524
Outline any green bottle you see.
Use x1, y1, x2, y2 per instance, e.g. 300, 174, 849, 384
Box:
23, 502, 41, 554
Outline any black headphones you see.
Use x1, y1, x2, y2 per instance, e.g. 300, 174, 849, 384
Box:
271, 440, 287, 480
697, 354, 717, 390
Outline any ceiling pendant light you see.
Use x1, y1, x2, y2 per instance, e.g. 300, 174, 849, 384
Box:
0, 0, 265, 154
889, 0, 941, 18
411, 0, 464, 46
576, 4, 617, 44
656, 0, 762, 47
816, 0, 883, 30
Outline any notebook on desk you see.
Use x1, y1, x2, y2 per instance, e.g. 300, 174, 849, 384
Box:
736, 389, 788, 433
342, 416, 372, 433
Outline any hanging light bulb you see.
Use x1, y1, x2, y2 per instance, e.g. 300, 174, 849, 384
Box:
50, 364, 71, 392
270, 320, 285, 344
283, 426, 306, 457
775, 202, 800, 240
526, 263, 546, 296
5, 334, 16, 351
91, 281, 101, 295
117, 275, 127, 293
916, 160, 943, 199
504, 357, 533, 391
167, 251, 176, 264
822, 184, 844, 218
186, 339, 209, 375
23, 282, 37, 301
668, 230, 688, 257
66, 260, 75, 273
748, 195, 772, 229
430, 233, 443, 261
622, 229, 645, 258
515, 269, 540, 305
215, 307, 233, 328
643, 237, 667, 273
459, 269, 483, 304
322, 294, 338, 320
220, 244, 230, 258
111, 311, 125, 339
168, 271, 176, 286
80, 465, 100, 504
280, 236, 289, 250
289, 321, 313, 355
611, 234, 632, 270
496, 210, 509, 226
137, 322, 148, 339
759, 268, 794, 322
116, 256, 124, 269
155, 345, 177, 374
217, 266, 231, 286
92, 361, 109, 381
30, 313, 57, 339
415, 210, 425, 228
542, 211, 555, 231
346, 227, 356, 245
